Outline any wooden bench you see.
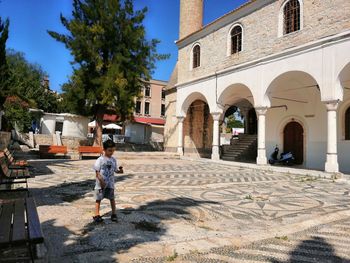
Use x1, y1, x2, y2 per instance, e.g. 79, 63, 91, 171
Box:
39, 145, 68, 159
0, 157, 30, 192
78, 146, 103, 159
4, 148, 28, 167
0, 197, 44, 262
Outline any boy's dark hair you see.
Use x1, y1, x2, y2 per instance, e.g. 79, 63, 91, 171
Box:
103, 140, 115, 150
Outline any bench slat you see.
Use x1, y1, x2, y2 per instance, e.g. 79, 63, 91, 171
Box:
26, 198, 44, 244
12, 199, 26, 244
0, 203, 14, 247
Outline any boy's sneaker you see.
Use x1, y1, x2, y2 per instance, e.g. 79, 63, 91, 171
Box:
93, 215, 104, 223
111, 214, 118, 222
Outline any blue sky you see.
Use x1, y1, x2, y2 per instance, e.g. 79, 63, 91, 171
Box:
0, 0, 248, 92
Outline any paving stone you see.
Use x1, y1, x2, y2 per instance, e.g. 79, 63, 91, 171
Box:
5, 155, 350, 262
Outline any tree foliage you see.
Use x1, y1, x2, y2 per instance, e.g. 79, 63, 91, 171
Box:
3, 96, 32, 132
5, 50, 61, 113
226, 115, 244, 129
48, 0, 168, 145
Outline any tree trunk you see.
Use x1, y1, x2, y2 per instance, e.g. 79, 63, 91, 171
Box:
94, 106, 104, 146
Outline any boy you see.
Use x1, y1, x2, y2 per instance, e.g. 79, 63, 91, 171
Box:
93, 140, 123, 223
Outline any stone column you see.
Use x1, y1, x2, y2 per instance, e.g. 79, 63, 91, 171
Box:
211, 112, 221, 160
177, 116, 185, 155
256, 107, 268, 165
324, 101, 339, 173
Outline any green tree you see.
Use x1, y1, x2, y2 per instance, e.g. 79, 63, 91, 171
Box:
3, 96, 32, 132
48, 0, 168, 146
6, 50, 61, 113
226, 114, 244, 132
0, 17, 10, 105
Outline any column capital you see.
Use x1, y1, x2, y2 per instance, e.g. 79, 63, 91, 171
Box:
324, 100, 340, 111
176, 116, 185, 122
255, 107, 268, 116
211, 112, 222, 121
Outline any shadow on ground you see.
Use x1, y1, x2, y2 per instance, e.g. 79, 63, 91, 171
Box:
42, 197, 219, 262
270, 236, 347, 263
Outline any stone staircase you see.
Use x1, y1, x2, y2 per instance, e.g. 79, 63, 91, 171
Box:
221, 134, 257, 162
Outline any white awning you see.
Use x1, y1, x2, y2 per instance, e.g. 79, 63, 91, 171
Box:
103, 123, 122, 130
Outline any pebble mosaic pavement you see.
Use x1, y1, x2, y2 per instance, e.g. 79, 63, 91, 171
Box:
6, 156, 350, 262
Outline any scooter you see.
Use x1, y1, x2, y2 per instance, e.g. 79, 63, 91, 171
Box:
269, 145, 295, 166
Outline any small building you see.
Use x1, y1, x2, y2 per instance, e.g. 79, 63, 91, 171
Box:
134, 79, 167, 142
40, 113, 89, 138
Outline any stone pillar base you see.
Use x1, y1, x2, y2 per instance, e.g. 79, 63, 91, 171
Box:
325, 154, 339, 173
257, 149, 267, 165
211, 153, 220, 161
177, 147, 184, 156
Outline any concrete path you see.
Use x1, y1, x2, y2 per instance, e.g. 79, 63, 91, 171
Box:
7, 155, 350, 262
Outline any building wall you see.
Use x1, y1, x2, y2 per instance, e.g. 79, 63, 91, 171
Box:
41, 113, 88, 138
136, 80, 167, 119
164, 88, 179, 152
177, 0, 350, 84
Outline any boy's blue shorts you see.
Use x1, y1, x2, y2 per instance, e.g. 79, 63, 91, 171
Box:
95, 188, 115, 201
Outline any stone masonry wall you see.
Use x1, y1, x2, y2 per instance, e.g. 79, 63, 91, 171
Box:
33, 134, 90, 151
164, 88, 179, 152
178, 0, 350, 83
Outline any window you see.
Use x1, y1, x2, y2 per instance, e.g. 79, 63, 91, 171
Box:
145, 85, 151, 97
162, 89, 166, 100
135, 101, 141, 114
284, 0, 301, 34
231, 26, 242, 54
161, 104, 165, 117
192, 45, 201, 69
346, 107, 350, 140
144, 102, 150, 115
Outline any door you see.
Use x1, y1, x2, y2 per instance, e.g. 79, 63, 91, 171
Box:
283, 121, 304, 165
248, 108, 257, 135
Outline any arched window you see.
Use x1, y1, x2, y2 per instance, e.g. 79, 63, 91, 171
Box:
231, 26, 242, 54
346, 107, 350, 140
284, 0, 301, 34
192, 45, 201, 69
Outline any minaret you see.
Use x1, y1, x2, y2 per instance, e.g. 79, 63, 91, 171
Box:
179, 0, 203, 39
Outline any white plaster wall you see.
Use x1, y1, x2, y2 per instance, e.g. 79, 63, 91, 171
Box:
62, 116, 89, 138
265, 99, 327, 171
41, 115, 56, 135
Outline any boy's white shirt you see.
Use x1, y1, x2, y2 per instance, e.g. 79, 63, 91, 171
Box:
93, 155, 118, 190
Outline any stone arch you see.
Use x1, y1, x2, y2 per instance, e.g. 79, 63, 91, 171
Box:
180, 91, 211, 117
338, 62, 350, 140
264, 70, 321, 107
218, 83, 255, 112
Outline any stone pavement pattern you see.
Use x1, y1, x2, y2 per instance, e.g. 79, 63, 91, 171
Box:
7, 155, 350, 262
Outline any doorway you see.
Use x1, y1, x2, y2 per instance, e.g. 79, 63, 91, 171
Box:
283, 121, 304, 165
247, 108, 257, 135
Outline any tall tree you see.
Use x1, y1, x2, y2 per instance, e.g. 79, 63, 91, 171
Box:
0, 17, 9, 105
6, 50, 61, 113
48, 0, 168, 146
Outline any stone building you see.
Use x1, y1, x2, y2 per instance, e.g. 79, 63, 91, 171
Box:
130, 79, 167, 143
164, 0, 350, 173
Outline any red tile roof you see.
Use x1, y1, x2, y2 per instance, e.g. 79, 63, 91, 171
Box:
134, 117, 165, 125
